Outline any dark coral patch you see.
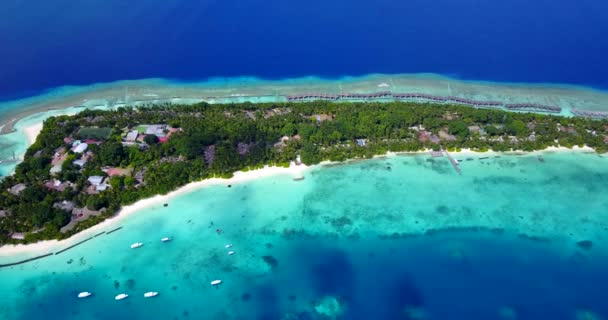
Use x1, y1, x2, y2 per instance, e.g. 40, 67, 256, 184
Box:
576, 240, 593, 250
262, 255, 279, 269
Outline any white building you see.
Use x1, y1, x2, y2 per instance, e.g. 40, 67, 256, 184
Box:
145, 124, 167, 136
73, 159, 87, 167
88, 176, 104, 186
50, 164, 62, 174
74, 143, 88, 154
125, 130, 139, 142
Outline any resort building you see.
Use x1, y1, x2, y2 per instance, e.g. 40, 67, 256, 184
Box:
134, 169, 146, 186
9, 183, 27, 195
50, 165, 63, 174
10, 233, 25, 240
418, 130, 431, 142
53, 200, 75, 212
125, 130, 139, 142
87, 176, 109, 192
468, 126, 481, 133
145, 124, 167, 136
44, 179, 73, 192
88, 176, 104, 186
312, 114, 333, 123
73, 142, 88, 153
438, 130, 457, 141
73, 159, 87, 167
430, 134, 441, 144
103, 167, 132, 177
84, 139, 102, 145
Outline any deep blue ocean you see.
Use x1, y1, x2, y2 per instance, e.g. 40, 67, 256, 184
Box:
1, 0, 608, 100
2, 2, 608, 319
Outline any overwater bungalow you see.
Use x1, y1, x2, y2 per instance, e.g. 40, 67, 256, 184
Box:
571, 108, 608, 119
505, 103, 561, 113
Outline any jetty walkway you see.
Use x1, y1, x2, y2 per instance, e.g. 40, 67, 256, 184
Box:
285, 91, 563, 114
0, 226, 123, 268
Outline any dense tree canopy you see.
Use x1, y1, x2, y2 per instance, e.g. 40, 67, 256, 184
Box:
1, 100, 607, 244
143, 134, 159, 145
96, 142, 127, 167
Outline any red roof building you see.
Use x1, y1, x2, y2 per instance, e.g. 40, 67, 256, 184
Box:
84, 139, 102, 145
105, 168, 122, 177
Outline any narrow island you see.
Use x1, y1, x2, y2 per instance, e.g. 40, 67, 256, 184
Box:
1, 101, 607, 245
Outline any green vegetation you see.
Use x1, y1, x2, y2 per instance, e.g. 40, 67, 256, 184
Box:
76, 127, 112, 140
143, 134, 159, 145
1, 101, 607, 244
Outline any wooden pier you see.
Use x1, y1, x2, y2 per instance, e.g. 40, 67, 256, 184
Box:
443, 149, 462, 175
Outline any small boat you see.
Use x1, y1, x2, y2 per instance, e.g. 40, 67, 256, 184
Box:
115, 293, 129, 300
144, 292, 159, 298
227, 251, 235, 255
211, 280, 222, 286
130, 242, 143, 249
225, 244, 232, 248
78, 292, 92, 298
160, 237, 172, 242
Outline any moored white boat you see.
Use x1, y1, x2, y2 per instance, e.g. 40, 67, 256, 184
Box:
211, 280, 222, 286
161, 237, 171, 242
144, 292, 159, 298
78, 292, 92, 298
225, 244, 232, 248
130, 242, 143, 249
227, 251, 235, 255
115, 293, 129, 300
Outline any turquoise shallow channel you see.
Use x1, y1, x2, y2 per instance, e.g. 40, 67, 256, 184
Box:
1, 152, 608, 319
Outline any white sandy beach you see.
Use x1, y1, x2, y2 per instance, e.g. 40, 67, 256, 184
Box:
23, 123, 43, 145
0, 117, 601, 259
0, 162, 309, 259
0, 144, 601, 259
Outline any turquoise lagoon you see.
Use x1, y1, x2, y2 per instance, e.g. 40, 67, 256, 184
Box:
1, 152, 608, 319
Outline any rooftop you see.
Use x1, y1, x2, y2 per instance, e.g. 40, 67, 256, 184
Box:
9, 183, 27, 195
73, 142, 88, 153
88, 176, 104, 186
125, 130, 139, 142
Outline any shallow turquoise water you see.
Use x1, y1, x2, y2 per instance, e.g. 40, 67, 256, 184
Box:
1, 152, 608, 319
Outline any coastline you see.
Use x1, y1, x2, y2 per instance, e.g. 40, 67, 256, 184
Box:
0, 145, 599, 259
0, 162, 309, 259
23, 123, 43, 145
